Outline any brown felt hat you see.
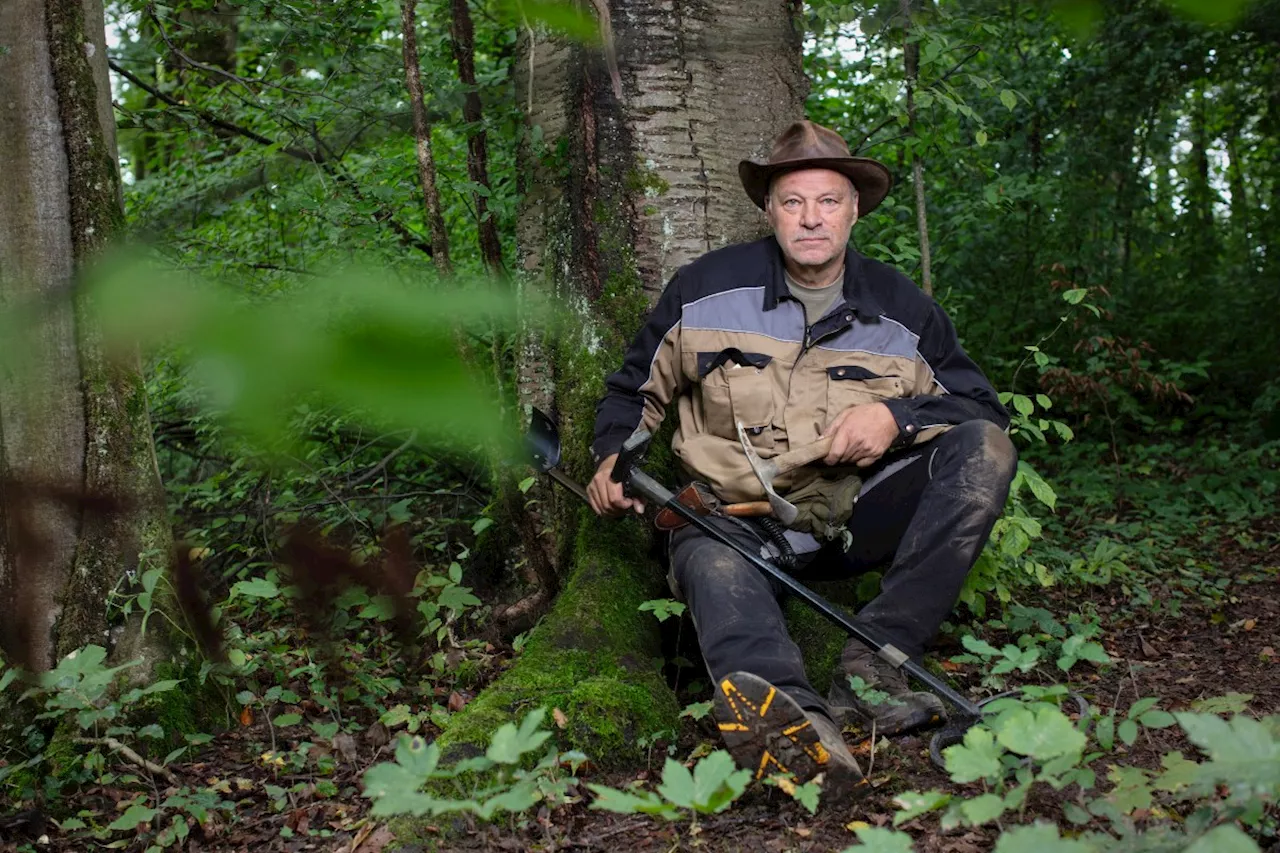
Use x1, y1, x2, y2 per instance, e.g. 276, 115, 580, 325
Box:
739, 121, 892, 216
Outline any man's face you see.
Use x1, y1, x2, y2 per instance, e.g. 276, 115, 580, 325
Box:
765, 169, 858, 274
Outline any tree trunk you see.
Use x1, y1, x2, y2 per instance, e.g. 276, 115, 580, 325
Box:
901, 0, 933, 296
450, 0, 505, 274
400, 0, 452, 272
0, 0, 172, 672
434, 0, 806, 763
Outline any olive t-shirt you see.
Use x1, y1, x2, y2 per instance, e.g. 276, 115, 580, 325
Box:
785, 269, 845, 325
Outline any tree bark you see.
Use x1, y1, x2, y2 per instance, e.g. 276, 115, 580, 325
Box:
900, 0, 933, 296
0, 0, 172, 672
435, 0, 806, 763
400, 0, 453, 273
450, 0, 504, 274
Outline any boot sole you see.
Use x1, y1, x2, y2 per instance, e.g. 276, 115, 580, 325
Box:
714, 672, 865, 798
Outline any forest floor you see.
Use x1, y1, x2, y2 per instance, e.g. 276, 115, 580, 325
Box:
3, 460, 1278, 853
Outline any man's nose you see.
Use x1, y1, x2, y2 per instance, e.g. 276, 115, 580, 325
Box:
800, 201, 823, 228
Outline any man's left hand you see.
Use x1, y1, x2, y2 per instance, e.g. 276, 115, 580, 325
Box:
823, 402, 900, 467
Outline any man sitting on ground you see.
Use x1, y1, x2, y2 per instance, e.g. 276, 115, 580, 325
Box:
587, 120, 1015, 798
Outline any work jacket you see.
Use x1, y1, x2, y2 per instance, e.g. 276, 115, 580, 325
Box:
592, 238, 1009, 508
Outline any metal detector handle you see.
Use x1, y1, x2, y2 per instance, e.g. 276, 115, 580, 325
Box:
625, 469, 675, 507
610, 429, 652, 491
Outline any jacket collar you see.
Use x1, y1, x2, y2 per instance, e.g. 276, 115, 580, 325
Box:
761, 240, 883, 322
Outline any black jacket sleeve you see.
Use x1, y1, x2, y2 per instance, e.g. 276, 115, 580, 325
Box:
592, 272, 687, 464
881, 300, 1009, 446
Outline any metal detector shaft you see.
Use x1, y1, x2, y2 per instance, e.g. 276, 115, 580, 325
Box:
626, 468, 985, 720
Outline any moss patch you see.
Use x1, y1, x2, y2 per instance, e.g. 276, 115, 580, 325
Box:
435, 516, 678, 764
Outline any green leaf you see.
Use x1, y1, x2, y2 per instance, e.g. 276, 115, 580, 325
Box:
1018, 462, 1057, 511
1127, 697, 1160, 719
1117, 718, 1138, 745
992, 822, 1098, 853
586, 784, 680, 819
961, 634, 1002, 657
472, 517, 494, 535
892, 790, 951, 825
1062, 288, 1087, 305
107, 804, 158, 832
944, 726, 1005, 783
843, 826, 916, 852
272, 713, 302, 727
679, 700, 713, 720
231, 578, 279, 599
1012, 394, 1034, 417
1184, 825, 1260, 853
999, 89, 1017, 110
1095, 712, 1115, 750
518, 476, 536, 493
656, 757, 696, 808
688, 750, 750, 813
1139, 710, 1176, 729
958, 792, 1007, 826
976, 130, 988, 147
1189, 693, 1252, 714
486, 708, 551, 764
995, 705, 1085, 760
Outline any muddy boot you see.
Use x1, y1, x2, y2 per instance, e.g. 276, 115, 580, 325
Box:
827, 642, 947, 735
714, 671, 868, 801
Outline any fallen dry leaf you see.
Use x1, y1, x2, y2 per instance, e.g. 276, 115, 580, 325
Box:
239, 706, 253, 727
352, 824, 394, 853
447, 691, 467, 712
552, 708, 568, 729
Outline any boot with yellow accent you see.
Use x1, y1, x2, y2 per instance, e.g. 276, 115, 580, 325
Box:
713, 671, 867, 802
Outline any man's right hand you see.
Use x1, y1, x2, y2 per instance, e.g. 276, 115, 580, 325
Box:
587, 453, 646, 517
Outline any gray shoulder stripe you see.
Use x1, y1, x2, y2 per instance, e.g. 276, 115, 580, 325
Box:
814, 315, 918, 359
683, 286, 804, 342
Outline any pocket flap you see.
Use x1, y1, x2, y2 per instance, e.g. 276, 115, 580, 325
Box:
827, 365, 897, 381
698, 349, 773, 377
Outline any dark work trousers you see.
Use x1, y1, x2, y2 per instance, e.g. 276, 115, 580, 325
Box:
668, 420, 1017, 715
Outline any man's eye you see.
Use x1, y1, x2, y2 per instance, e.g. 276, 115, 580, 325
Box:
821, 198, 839, 206
783, 199, 800, 209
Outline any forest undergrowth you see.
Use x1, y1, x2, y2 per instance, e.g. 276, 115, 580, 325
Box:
1, 435, 1277, 853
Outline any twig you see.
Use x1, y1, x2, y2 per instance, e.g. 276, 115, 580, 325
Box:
349, 430, 418, 488
74, 737, 178, 784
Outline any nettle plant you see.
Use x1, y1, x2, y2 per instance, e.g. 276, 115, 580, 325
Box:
868, 693, 1279, 853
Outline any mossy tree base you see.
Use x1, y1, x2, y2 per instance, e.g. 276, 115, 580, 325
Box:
436, 515, 679, 764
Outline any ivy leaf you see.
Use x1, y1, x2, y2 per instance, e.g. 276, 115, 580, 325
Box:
1062, 288, 1088, 305
995, 705, 1085, 759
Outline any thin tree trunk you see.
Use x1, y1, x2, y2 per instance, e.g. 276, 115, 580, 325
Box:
400, 0, 452, 273
901, 0, 933, 296
450, 0, 504, 274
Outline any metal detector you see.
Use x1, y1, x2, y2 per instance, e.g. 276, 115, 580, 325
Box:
525, 409, 1083, 766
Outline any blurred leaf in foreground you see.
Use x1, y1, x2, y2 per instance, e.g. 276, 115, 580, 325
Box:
82, 252, 526, 458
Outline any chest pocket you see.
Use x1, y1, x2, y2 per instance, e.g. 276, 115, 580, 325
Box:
698, 350, 775, 448
825, 365, 907, 428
